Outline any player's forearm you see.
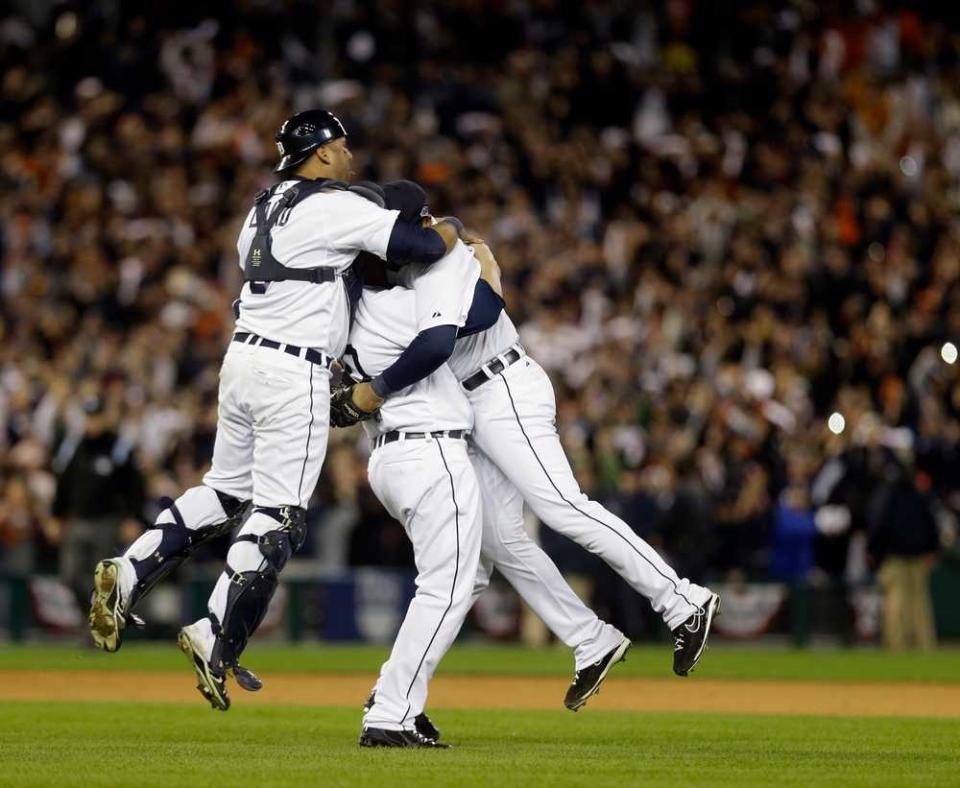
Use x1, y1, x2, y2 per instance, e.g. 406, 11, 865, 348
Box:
385, 222, 446, 264
472, 242, 503, 297
371, 324, 458, 397
432, 218, 462, 254
384, 217, 465, 266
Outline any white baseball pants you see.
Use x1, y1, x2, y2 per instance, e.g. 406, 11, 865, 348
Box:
470, 449, 625, 669
203, 341, 331, 508
203, 341, 331, 627
363, 436, 482, 731
467, 355, 711, 631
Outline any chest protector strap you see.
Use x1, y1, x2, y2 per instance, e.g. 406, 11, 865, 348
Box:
244, 179, 386, 286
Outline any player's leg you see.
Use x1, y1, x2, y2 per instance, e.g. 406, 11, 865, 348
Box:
362, 438, 482, 746
180, 354, 331, 709
89, 350, 253, 652
470, 357, 719, 673
470, 448, 628, 704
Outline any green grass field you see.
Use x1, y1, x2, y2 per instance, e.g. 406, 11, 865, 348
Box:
0, 644, 957, 786
1, 641, 958, 682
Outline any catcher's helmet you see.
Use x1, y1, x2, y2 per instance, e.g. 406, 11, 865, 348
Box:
274, 109, 346, 173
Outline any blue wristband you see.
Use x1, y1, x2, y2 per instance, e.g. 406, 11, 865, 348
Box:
370, 374, 393, 398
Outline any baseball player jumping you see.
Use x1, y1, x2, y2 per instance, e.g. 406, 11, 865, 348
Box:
343, 181, 720, 684
358, 184, 632, 722
87, 109, 464, 710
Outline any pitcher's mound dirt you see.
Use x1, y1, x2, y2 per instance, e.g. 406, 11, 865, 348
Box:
0, 671, 956, 718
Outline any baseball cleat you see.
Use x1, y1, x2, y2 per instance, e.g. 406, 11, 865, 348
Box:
564, 637, 631, 711
363, 690, 441, 741
231, 664, 263, 692
672, 593, 722, 677
88, 559, 127, 652
177, 625, 230, 711
413, 711, 441, 742
358, 727, 450, 749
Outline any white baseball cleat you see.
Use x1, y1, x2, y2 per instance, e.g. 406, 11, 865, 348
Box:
177, 621, 230, 711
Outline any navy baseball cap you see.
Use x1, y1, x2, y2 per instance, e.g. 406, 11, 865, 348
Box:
383, 180, 431, 224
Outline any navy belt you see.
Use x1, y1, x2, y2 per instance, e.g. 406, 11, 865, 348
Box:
462, 345, 524, 392
371, 429, 469, 450
232, 332, 333, 368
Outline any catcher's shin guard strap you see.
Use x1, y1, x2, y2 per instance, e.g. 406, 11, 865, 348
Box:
128, 491, 250, 609
209, 565, 279, 670
210, 506, 307, 668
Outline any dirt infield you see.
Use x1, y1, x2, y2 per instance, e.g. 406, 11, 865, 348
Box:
0, 671, 956, 718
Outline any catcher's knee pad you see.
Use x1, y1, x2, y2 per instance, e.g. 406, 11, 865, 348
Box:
251, 505, 308, 571
127, 488, 250, 607
210, 505, 306, 668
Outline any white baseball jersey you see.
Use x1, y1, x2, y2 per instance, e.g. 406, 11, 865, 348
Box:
447, 311, 521, 381
235, 180, 400, 354
391, 239, 480, 332
345, 286, 472, 436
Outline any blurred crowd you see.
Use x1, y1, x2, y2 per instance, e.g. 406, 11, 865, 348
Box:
1, 1, 958, 645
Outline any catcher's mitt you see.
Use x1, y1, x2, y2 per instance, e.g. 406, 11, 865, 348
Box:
330, 383, 377, 428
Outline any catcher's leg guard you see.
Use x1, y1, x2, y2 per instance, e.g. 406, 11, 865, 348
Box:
125, 486, 249, 610
208, 505, 307, 671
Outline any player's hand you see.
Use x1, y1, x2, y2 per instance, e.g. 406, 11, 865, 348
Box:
461, 227, 484, 244
352, 381, 385, 413
432, 219, 460, 254
329, 383, 381, 428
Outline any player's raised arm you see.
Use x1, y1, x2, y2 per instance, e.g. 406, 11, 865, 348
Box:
380, 180, 463, 264
384, 218, 460, 264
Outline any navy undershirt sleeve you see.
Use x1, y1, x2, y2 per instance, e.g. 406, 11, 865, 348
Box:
371, 324, 458, 397
458, 280, 505, 338
385, 222, 446, 265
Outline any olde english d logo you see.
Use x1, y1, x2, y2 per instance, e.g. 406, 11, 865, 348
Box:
252, 247, 262, 267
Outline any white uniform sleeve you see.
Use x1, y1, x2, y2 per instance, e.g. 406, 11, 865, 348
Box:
407, 241, 482, 332
236, 207, 256, 270
328, 193, 400, 258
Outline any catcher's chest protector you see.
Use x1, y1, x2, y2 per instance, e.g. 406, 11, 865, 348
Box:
244, 179, 386, 290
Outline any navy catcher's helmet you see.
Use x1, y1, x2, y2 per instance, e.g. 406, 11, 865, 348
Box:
274, 109, 346, 173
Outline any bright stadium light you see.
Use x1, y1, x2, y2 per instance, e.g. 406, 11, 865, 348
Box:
942, 342, 958, 365
899, 156, 919, 177
828, 412, 846, 435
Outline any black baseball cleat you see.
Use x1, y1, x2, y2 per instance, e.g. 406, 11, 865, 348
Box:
88, 559, 128, 652
672, 593, 722, 677
177, 625, 230, 711
564, 638, 631, 711
364, 691, 441, 742
231, 664, 263, 692
359, 727, 450, 749
413, 711, 440, 742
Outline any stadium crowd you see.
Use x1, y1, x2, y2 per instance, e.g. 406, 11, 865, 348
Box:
1, 1, 957, 646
